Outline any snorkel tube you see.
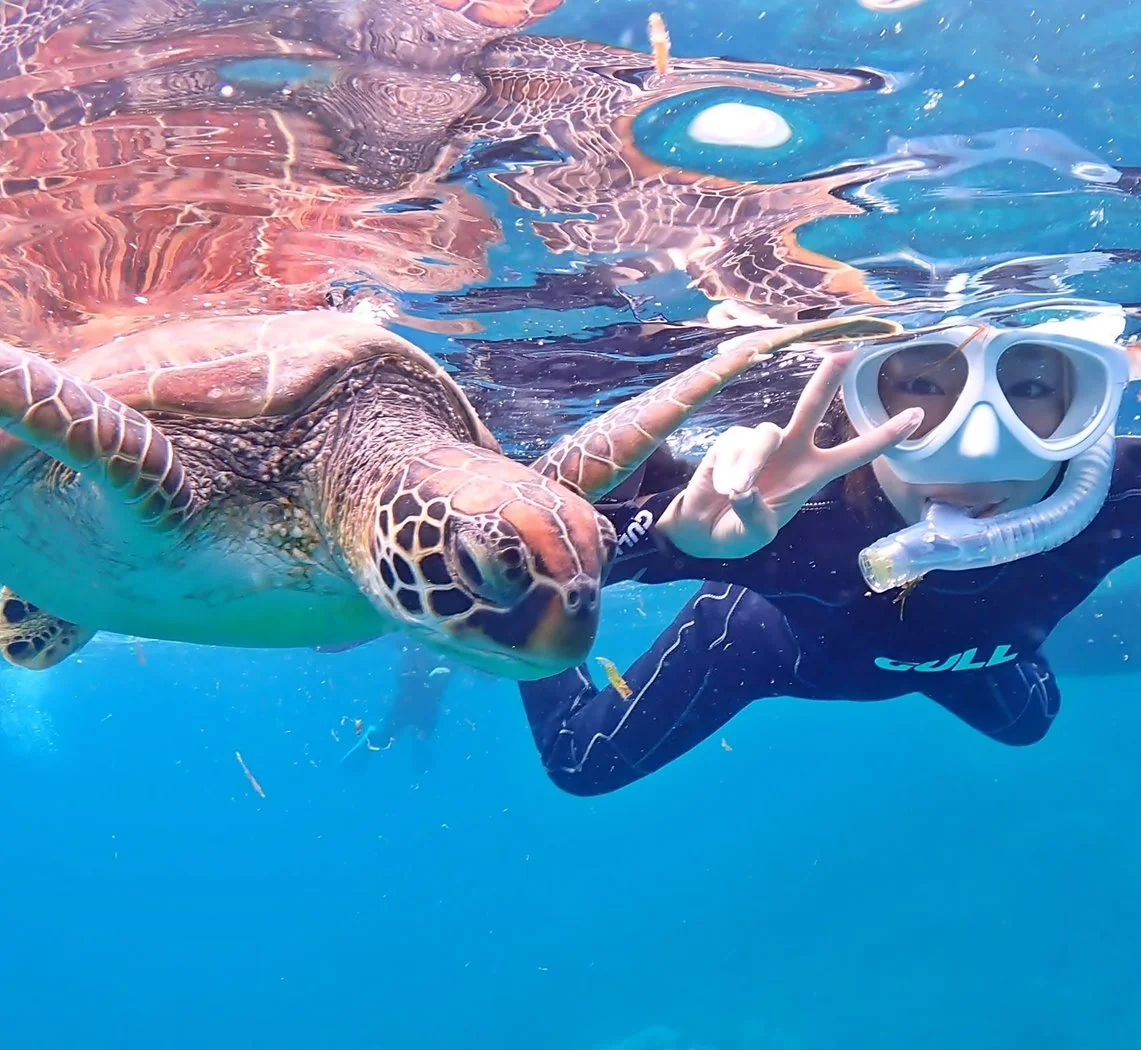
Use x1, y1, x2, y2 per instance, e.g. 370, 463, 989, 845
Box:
859, 431, 1116, 592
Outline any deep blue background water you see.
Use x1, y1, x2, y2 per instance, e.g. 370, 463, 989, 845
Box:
6, 1, 1141, 1048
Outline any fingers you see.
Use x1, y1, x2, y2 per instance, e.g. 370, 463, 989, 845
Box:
727, 485, 779, 546
684, 426, 765, 506
826, 407, 924, 475
784, 351, 851, 442
681, 438, 721, 509
710, 423, 783, 498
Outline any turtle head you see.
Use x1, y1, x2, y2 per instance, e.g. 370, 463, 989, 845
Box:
364, 446, 615, 680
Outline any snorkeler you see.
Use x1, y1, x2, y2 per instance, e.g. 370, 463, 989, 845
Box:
339, 642, 456, 771
520, 302, 1141, 795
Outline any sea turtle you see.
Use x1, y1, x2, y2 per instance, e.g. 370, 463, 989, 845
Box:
0, 312, 896, 676
0, 0, 901, 676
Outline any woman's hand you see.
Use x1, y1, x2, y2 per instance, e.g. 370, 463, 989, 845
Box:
656, 350, 923, 559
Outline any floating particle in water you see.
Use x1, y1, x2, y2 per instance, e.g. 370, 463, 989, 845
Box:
648, 12, 671, 76
893, 576, 925, 620
0, 698, 56, 752
596, 656, 633, 700
234, 750, 266, 799
720, 737, 733, 752
1, 673, 57, 754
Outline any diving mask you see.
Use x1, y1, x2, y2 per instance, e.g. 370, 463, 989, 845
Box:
841, 316, 1129, 485
840, 309, 1130, 590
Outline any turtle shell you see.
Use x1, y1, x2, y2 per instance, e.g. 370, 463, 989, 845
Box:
65, 311, 499, 452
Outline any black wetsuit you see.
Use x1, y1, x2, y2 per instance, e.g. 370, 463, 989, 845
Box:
520, 438, 1141, 796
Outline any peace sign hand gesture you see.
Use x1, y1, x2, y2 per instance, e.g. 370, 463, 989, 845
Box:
657, 351, 924, 560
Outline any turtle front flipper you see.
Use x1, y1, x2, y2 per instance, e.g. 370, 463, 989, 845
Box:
0, 586, 95, 670
0, 342, 197, 529
532, 316, 901, 500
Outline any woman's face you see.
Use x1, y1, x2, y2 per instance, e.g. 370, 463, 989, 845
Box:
872, 457, 1062, 525
872, 338, 1073, 523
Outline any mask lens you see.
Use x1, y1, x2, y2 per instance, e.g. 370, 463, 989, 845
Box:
875, 342, 968, 438
996, 342, 1077, 437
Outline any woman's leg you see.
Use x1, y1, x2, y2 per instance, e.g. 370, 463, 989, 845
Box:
921, 651, 1060, 746
520, 583, 821, 795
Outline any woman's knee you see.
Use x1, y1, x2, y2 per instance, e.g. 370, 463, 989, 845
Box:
540, 742, 640, 797
545, 767, 615, 797
988, 713, 1055, 747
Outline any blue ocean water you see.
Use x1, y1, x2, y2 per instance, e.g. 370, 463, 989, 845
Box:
4, 1, 1141, 1048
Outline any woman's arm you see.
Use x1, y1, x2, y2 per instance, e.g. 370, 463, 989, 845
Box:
600, 353, 920, 586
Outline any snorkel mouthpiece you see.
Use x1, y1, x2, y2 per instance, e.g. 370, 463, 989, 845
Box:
859, 432, 1116, 593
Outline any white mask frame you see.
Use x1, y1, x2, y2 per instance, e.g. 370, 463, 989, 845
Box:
841, 318, 1130, 484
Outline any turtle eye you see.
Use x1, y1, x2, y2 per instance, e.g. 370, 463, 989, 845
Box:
448, 525, 530, 608
455, 542, 483, 590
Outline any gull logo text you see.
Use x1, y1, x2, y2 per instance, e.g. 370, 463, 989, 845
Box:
616, 509, 654, 553
874, 645, 1019, 673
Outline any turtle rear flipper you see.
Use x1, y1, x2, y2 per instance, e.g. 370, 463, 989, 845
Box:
532, 316, 901, 500
0, 587, 95, 669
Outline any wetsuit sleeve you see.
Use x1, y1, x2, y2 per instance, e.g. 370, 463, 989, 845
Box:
520, 583, 820, 796
1083, 435, 1141, 561
591, 444, 701, 585
598, 446, 854, 589
600, 485, 831, 590
597, 486, 692, 584
637, 444, 697, 491
920, 651, 1060, 746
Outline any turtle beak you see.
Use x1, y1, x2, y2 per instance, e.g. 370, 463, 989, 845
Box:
448, 571, 601, 680
524, 573, 601, 669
